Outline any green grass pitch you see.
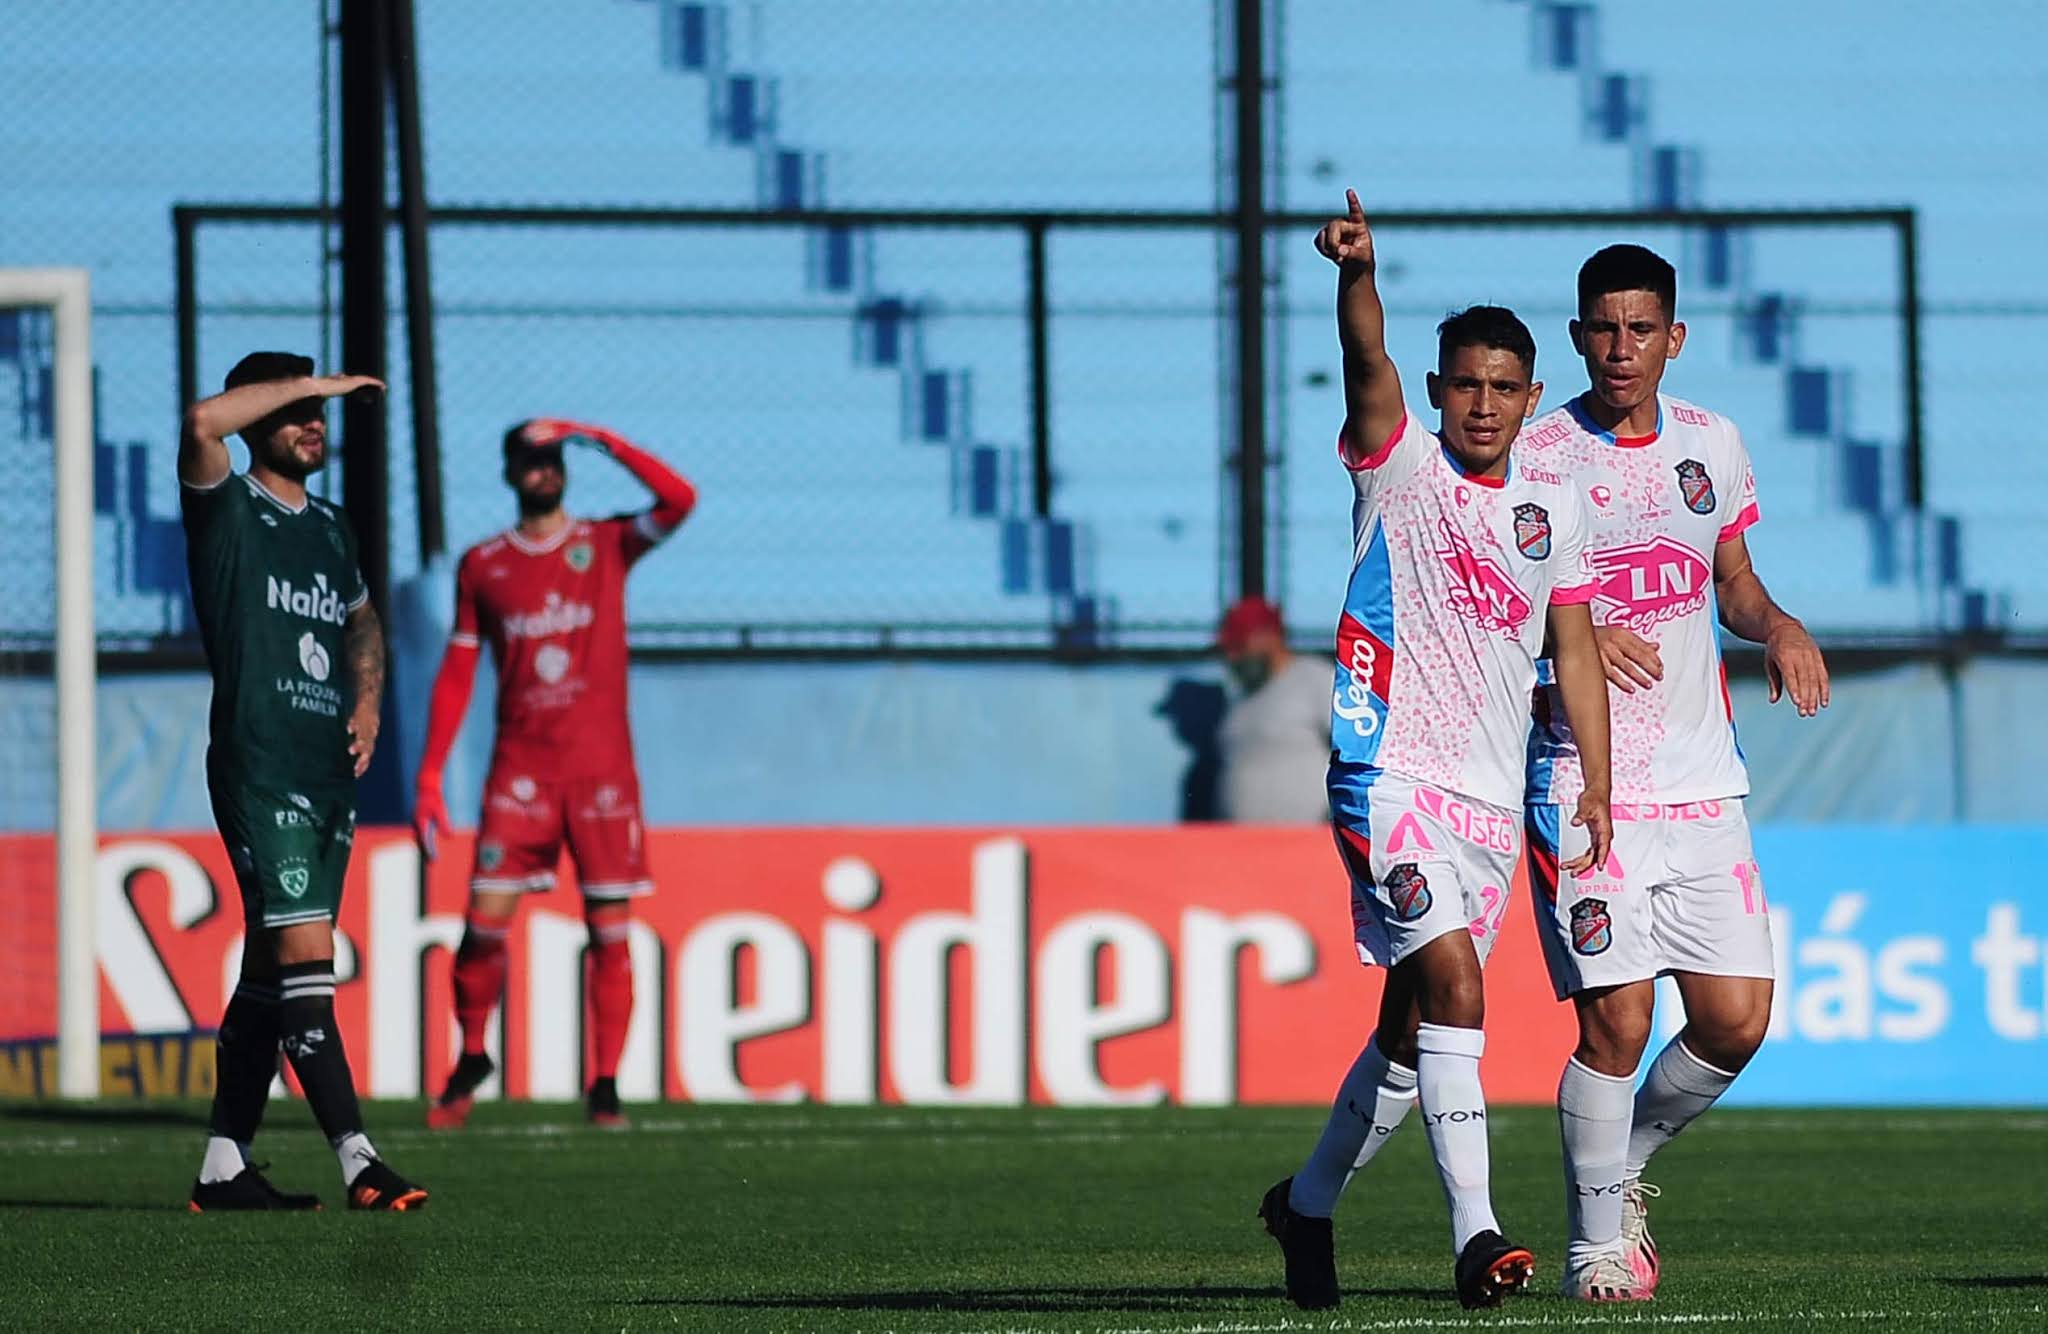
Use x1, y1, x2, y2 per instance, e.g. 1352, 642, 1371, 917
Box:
3, 1101, 2043, 1331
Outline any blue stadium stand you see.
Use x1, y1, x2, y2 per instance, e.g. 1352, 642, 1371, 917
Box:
1, 0, 2035, 647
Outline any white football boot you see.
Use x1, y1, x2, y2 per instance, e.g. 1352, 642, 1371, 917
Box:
1621, 1178, 1662, 1293
1560, 1251, 1651, 1302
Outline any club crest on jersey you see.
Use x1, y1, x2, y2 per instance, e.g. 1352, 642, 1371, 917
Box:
478, 841, 505, 872
1675, 459, 1716, 514
1383, 863, 1433, 922
1512, 503, 1552, 560
1570, 897, 1612, 955
278, 862, 311, 900
565, 541, 594, 572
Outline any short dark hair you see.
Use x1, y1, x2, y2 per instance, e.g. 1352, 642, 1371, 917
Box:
1577, 244, 1677, 321
223, 350, 314, 392
1437, 305, 1536, 377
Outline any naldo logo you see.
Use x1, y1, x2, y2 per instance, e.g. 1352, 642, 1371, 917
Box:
267, 570, 349, 626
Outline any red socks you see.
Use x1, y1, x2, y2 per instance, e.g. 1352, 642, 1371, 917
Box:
587, 922, 634, 1080
454, 914, 635, 1080
452, 918, 510, 1057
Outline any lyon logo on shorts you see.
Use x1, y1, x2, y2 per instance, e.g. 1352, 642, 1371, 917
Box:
1570, 897, 1613, 955
1512, 503, 1552, 560
1675, 459, 1716, 515
1383, 863, 1433, 922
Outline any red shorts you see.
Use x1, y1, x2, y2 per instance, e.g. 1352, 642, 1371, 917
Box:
471, 768, 652, 902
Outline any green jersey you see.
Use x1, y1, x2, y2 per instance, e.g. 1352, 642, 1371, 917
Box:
181, 472, 368, 795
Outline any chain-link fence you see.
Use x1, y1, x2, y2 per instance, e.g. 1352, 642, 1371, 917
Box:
5, 0, 2043, 655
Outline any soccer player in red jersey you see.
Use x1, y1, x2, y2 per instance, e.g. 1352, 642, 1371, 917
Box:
413, 417, 696, 1128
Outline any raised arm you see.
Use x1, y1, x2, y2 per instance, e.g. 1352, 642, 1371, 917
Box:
1315, 189, 1407, 459
523, 417, 698, 534
412, 640, 480, 858
343, 599, 387, 779
413, 560, 485, 858
179, 372, 383, 488
1545, 600, 1614, 876
1713, 533, 1828, 716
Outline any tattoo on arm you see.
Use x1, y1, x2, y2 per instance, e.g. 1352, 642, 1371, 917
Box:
345, 604, 386, 713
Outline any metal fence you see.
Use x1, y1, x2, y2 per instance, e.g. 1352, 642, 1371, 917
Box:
13, 0, 2035, 658
167, 202, 1925, 655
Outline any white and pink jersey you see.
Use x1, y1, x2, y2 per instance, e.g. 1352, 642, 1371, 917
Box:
1329, 413, 1596, 811
1522, 393, 1761, 806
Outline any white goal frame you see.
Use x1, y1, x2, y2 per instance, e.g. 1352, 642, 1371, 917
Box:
3, 269, 97, 1097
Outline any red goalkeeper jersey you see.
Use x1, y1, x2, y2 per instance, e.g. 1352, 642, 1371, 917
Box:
450, 513, 669, 780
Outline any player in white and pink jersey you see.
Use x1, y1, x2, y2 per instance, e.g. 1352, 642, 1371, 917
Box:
1259, 192, 1616, 1314
1518, 245, 1829, 1303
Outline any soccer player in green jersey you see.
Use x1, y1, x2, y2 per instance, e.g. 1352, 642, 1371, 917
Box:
179, 352, 427, 1211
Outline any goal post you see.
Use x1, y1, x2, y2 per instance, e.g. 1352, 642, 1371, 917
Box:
0, 268, 98, 1097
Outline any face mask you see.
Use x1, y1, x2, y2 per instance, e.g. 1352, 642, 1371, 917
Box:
1227, 654, 1273, 694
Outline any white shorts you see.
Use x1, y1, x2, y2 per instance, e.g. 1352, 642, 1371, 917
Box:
1328, 765, 1518, 968
1525, 798, 1774, 1000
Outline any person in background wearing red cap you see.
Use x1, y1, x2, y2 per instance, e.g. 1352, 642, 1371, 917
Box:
1216, 596, 1334, 823
412, 418, 696, 1130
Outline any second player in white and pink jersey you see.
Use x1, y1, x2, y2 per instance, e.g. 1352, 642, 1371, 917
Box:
1521, 244, 1830, 1306
1522, 393, 1758, 809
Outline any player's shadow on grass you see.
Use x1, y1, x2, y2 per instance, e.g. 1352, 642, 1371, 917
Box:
0, 1197, 189, 1213
2, 1104, 208, 1129
624, 1284, 1445, 1313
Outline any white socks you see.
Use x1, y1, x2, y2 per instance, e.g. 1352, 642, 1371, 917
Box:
333, 1131, 379, 1187
1416, 1022, 1498, 1253
1558, 1056, 1636, 1265
202, 1129, 380, 1189
1288, 1032, 1419, 1218
198, 1135, 248, 1185
1628, 1037, 1738, 1175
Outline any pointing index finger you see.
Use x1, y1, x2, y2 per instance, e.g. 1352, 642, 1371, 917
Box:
1345, 188, 1365, 223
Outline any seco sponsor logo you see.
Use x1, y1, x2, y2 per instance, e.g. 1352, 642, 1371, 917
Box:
1333, 613, 1394, 740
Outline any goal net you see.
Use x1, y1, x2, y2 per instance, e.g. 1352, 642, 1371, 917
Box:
0, 269, 98, 1098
